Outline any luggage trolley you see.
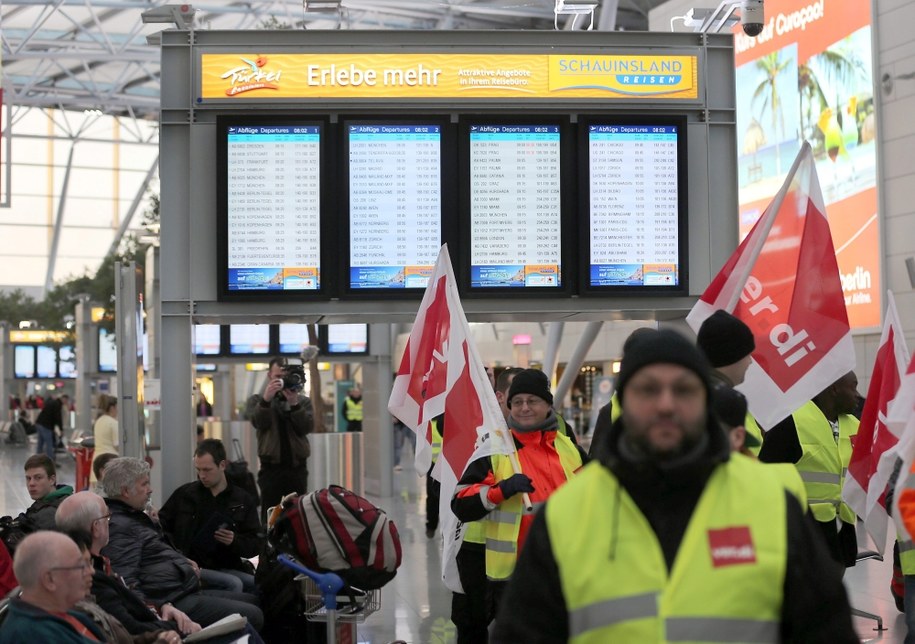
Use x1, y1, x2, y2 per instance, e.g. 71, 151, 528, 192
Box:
277, 554, 380, 644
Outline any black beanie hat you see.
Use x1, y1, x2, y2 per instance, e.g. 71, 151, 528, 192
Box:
616, 329, 712, 405
507, 369, 553, 407
696, 310, 756, 368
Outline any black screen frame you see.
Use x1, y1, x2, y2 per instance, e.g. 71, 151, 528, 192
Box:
216, 115, 335, 302
576, 115, 689, 297
457, 116, 574, 298
338, 117, 457, 300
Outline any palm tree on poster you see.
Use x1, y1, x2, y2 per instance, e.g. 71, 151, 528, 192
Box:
751, 51, 791, 176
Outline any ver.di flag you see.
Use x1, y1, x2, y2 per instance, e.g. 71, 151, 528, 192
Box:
842, 292, 908, 554
686, 142, 855, 429
388, 244, 515, 593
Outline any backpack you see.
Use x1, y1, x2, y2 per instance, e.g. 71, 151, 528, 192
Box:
270, 485, 402, 590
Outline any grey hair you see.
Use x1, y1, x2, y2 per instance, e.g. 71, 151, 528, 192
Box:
13, 531, 74, 588
56, 491, 107, 533
101, 457, 150, 499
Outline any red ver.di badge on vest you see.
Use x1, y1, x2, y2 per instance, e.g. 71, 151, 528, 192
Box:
708, 526, 757, 567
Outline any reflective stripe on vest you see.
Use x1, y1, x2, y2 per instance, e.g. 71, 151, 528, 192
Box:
792, 401, 858, 524
430, 419, 442, 462
484, 431, 582, 581
344, 397, 363, 421
549, 458, 786, 644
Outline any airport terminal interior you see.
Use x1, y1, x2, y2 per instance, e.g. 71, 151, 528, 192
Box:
3, 0, 915, 642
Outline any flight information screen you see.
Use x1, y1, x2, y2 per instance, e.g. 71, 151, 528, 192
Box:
587, 124, 681, 289
347, 124, 441, 290
228, 324, 271, 355
468, 124, 562, 289
225, 124, 321, 292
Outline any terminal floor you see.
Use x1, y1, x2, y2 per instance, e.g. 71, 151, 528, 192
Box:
0, 438, 908, 643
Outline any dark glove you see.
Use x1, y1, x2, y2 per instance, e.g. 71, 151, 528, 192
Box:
498, 474, 534, 499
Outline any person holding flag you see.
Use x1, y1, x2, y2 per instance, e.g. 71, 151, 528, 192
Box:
759, 372, 860, 568
451, 368, 587, 616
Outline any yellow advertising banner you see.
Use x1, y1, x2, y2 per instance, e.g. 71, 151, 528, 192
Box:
200, 53, 698, 100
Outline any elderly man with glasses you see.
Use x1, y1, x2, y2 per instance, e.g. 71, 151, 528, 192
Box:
0, 530, 103, 643
452, 368, 588, 622
56, 490, 202, 638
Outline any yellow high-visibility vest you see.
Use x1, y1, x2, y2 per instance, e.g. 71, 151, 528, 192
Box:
792, 401, 858, 524
484, 431, 581, 581
548, 458, 786, 643
344, 398, 363, 421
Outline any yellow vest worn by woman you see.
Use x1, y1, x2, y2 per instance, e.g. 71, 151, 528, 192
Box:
791, 401, 858, 524
484, 431, 581, 581
547, 457, 787, 643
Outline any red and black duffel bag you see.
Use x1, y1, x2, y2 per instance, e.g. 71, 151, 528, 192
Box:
270, 485, 402, 590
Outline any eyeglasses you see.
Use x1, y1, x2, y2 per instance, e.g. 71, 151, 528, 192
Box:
92, 513, 112, 524
48, 561, 93, 574
511, 397, 548, 409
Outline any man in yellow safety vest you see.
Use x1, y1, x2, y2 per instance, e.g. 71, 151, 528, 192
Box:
492, 329, 855, 643
759, 372, 860, 568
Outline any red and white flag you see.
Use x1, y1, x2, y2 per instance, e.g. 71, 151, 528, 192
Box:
890, 354, 915, 540
842, 292, 908, 554
388, 244, 515, 593
686, 142, 855, 429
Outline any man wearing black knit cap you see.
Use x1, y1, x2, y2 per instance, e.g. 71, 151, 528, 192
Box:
493, 330, 855, 644
696, 309, 756, 387
452, 368, 587, 621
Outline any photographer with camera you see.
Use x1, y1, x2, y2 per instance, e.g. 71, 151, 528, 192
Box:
251, 357, 313, 523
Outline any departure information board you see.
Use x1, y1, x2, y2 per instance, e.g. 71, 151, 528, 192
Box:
225, 125, 321, 292
469, 125, 562, 288
588, 124, 680, 288
348, 124, 441, 290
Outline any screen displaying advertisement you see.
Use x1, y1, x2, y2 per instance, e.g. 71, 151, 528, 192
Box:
59, 345, 77, 379
468, 124, 562, 289
323, 324, 369, 355
229, 324, 270, 355
98, 328, 117, 373
223, 122, 322, 294
347, 123, 441, 290
194, 324, 223, 355
36, 346, 57, 378
733, 0, 879, 328
14, 346, 35, 379
279, 323, 310, 354
585, 123, 682, 290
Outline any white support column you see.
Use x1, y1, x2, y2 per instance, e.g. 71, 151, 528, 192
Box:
362, 323, 394, 497
554, 321, 603, 406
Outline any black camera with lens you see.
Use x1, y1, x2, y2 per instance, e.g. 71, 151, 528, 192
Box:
281, 364, 307, 392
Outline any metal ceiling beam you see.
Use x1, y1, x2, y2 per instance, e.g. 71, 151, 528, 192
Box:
45, 141, 77, 293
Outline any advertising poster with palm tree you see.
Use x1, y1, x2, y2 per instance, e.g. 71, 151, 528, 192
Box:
734, 0, 879, 329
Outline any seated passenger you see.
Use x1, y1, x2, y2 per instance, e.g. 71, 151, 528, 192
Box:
18, 454, 73, 531
159, 439, 263, 594
56, 491, 201, 638
0, 531, 104, 643
98, 457, 264, 632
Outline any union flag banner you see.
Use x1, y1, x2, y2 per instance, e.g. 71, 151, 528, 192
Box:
842, 292, 908, 554
388, 244, 514, 592
686, 142, 855, 429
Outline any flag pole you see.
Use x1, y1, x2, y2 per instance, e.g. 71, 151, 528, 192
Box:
724, 141, 811, 312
